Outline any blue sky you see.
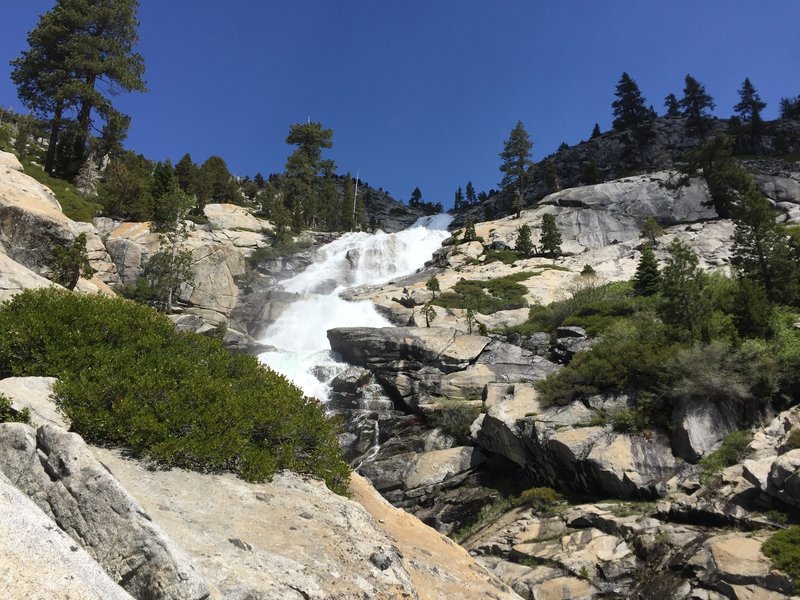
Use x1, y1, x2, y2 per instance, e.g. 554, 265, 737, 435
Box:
1, 1, 798, 208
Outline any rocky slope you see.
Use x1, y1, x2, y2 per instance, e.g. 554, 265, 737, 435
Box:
0, 376, 519, 600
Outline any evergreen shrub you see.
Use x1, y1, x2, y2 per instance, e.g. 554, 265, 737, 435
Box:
0, 289, 350, 493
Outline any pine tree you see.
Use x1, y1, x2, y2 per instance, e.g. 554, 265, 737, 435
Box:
732, 184, 800, 306
11, 0, 146, 175
515, 224, 534, 257
282, 121, 334, 230
659, 238, 710, 339
426, 276, 440, 299
463, 218, 477, 242
499, 121, 533, 218
410, 186, 422, 208
633, 243, 661, 296
734, 77, 767, 138
780, 96, 800, 120
465, 181, 477, 206
422, 303, 437, 327
611, 73, 650, 131
199, 156, 239, 207
611, 72, 655, 167
454, 187, 464, 211
543, 160, 560, 193
680, 74, 716, 139
591, 123, 601, 139
174, 153, 198, 195
683, 134, 750, 219
539, 214, 562, 258
664, 93, 681, 117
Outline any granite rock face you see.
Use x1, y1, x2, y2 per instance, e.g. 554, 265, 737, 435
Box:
0, 471, 132, 600
0, 423, 209, 600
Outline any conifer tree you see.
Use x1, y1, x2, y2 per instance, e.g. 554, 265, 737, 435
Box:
74, 157, 99, 197
454, 187, 465, 211
780, 96, 800, 120
543, 160, 560, 193
463, 218, 477, 242
732, 185, 800, 306
283, 121, 334, 230
611, 72, 655, 167
664, 93, 681, 117
539, 214, 562, 258
515, 224, 534, 257
499, 121, 533, 218
174, 153, 198, 195
590, 123, 601, 139
409, 186, 422, 208
659, 239, 709, 339
633, 243, 661, 296
734, 77, 767, 138
11, 0, 146, 175
683, 134, 750, 218
680, 75, 715, 139
465, 181, 477, 206
426, 276, 440, 299
641, 217, 664, 244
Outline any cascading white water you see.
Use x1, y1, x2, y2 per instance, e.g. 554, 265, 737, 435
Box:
258, 214, 453, 400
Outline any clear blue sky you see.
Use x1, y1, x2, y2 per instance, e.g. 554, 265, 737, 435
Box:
1, 1, 798, 208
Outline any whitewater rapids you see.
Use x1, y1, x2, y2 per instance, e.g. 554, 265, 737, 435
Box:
258, 214, 452, 400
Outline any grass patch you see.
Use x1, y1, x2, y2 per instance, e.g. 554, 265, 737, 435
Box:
433, 272, 535, 315
763, 526, 800, 592
699, 430, 753, 483
0, 289, 350, 494
20, 159, 102, 223
427, 401, 482, 440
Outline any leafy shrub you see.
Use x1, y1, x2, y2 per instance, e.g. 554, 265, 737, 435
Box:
762, 526, 800, 591
518, 486, 563, 512
0, 393, 30, 424
536, 314, 674, 406
433, 272, 533, 315
429, 402, 481, 440
483, 249, 521, 265
0, 289, 349, 493
699, 430, 753, 483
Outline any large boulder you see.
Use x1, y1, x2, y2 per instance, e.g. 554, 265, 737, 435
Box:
203, 203, 269, 231
0, 155, 118, 284
0, 423, 209, 600
0, 376, 68, 429
0, 251, 53, 303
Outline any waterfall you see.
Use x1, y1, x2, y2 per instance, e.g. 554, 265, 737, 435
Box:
258, 214, 452, 401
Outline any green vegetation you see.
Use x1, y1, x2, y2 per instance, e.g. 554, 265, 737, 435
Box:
21, 158, 101, 222
0, 289, 350, 493
499, 121, 534, 218
0, 393, 30, 425
52, 233, 96, 290
699, 430, 753, 483
433, 272, 534, 315
785, 428, 800, 450
515, 223, 534, 257
428, 401, 482, 440
483, 249, 522, 265
762, 526, 800, 591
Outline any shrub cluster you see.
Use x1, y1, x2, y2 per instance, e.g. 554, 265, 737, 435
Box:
762, 526, 800, 591
0, 289, 350, 493
433, 272, 534, 315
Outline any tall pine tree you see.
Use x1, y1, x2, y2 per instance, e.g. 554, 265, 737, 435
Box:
499, 121, 533, 218
680, 74, 715, 139
633, 243, 661, 296
11, 0, 146, 176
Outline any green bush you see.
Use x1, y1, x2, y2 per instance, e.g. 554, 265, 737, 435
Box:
247, 237, 313, 268
785, 429, 800, 450
0, 289, 349, 493
762, 526, 800, 591
433, 272, 533, 315
428, 402, 481, 440
0, 393, 30, 424
699, 430, 753, 483
483, 249, 522, 265
518, 486, 563, 512
536, 314, 674, 406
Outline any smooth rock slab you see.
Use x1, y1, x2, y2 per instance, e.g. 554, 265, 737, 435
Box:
0, 471, 132, 600
0, 423, 209, 600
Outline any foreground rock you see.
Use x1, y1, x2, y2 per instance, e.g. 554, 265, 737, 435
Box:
0, 422, 209, 600
92, 447, 521, 600
0, 471, 132, 600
